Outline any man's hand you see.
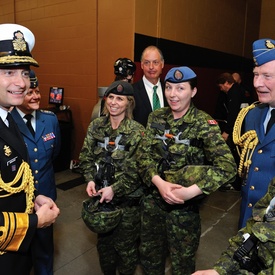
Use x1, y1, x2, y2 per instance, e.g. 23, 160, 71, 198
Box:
35, 195, 60, 228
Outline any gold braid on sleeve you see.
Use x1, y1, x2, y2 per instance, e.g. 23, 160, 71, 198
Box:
233, 102, 259, 179
0, 161, 35, 214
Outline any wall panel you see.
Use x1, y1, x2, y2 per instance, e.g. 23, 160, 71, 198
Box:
0, 0, 267, 161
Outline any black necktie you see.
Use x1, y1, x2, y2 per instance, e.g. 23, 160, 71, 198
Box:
6, 112, 17, 135
266, 109, 275, 134
24, 114, 35, 136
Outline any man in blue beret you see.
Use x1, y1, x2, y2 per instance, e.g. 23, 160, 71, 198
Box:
231, 38, 275, 229
137, 66, 236, 274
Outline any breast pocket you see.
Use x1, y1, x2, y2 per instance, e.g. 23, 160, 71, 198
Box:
42, 138, 56, 153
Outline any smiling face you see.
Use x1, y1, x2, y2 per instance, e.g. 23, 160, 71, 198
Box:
165, 81, 197, 119
0, 68, 30, 110
253, 60, 275, 107
105, 93, 128, 120
17, 86, 41, 114
141, 47, 164, 85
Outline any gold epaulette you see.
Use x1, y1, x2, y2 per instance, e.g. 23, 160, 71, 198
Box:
233, 102, 259, 178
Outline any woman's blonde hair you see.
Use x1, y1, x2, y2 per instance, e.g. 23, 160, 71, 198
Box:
103, 95, 135, 119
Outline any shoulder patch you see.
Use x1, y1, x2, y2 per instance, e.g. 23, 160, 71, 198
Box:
207, 119, 218, 125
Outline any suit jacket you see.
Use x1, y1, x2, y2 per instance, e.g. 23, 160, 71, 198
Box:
11, 108, 61, 200
224, 83, 243, 135
239, 103, 275, 228
132, 79, 168, 127
0, 115, 37, 275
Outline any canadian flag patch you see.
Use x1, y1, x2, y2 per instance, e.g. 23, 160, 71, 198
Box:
207, 119, 218, 125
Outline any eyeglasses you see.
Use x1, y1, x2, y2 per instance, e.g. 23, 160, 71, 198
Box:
142, 60, 162, 67
26, 89, 40, 96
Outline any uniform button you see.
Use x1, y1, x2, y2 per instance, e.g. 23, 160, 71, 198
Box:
258, 149, 263, 154
254, 167, 259, 172
248, 203, 253, 208
34, 148, 38, 152
34, 159, 38, 163
35, 170, 38, 174
35, 180, 38, 184
250, 186, 255, 190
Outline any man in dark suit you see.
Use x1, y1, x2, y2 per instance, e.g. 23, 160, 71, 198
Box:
0, 23, 60, 275
133, 45, 168, 127
12, 70, 61, 275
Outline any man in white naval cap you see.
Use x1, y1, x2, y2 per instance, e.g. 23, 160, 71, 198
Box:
0, 23, 60, 275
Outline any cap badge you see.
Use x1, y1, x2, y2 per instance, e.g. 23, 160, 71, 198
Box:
174, 70, 183, 81
116, 84, 123, 93
265, 40, 275, 49
12, 30, 27, 52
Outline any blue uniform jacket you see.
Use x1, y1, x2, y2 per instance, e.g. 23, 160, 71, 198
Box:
239, 103, 275, 228
11, 108, 61, 201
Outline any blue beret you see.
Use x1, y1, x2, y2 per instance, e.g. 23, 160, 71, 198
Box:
253, 38, 275, 66
164, 66, 196, 83
29, 70, 39, 88
104, 80, 134, 97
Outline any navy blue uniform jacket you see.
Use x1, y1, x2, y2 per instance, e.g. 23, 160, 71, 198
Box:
12, 108, 61, 201
239, 103, 275, 228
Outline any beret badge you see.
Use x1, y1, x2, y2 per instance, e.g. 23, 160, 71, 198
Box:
116, 84, 123, 93
174, 70, 183, 81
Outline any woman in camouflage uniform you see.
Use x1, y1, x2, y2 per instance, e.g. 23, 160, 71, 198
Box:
79, 81, 145, 275
137, 66, 237, 275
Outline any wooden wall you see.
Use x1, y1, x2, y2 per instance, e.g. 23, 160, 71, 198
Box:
0, 0, 269, 161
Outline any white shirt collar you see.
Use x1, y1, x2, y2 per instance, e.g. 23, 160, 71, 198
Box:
143, 75, 160, 91
16, 107, 36, 120
0, 107, 8, 123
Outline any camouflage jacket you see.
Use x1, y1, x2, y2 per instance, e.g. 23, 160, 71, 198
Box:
214, 177, 275, 274
137, 103, 236, 195
79, 116, 145, 202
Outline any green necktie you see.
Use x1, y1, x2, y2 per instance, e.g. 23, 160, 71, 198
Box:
153, 85, 160, 110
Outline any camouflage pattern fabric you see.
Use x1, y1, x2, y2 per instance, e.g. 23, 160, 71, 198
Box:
79, 116, 145, 274
137, 103, 237, 274
213, 177, 275, 274
97, 205, 141, 274
141, 194, 200, 275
